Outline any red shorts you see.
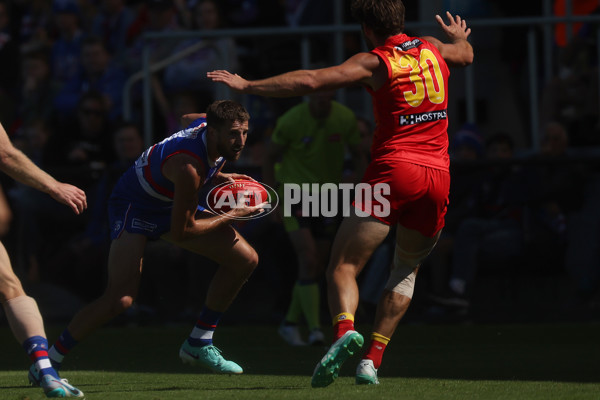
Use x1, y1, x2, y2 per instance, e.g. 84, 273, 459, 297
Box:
355, 160, 450, 237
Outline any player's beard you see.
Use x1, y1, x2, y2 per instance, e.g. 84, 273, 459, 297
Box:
218, 141, 243, 162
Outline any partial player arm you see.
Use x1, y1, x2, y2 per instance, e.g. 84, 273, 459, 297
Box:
207, 52, 384, 97
0, 122, 87, 214
163, 153, 263, 241
180, 113, 206, 128
423, 11, 474, 67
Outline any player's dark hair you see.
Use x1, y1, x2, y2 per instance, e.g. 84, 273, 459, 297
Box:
351, 0, 405, 38
206, 100, 250, 129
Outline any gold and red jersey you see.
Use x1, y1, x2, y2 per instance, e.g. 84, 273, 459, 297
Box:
367, 33, 451, 172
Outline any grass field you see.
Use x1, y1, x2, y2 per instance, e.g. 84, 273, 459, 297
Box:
1, 322, 599, 399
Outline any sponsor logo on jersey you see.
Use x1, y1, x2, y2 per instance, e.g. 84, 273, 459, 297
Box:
399, 109, 447, 126
396, 38, 423, 52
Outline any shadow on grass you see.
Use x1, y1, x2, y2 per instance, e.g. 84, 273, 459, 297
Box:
1, 323, 599, 383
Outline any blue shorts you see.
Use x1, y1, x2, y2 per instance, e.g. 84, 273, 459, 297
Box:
108, 199, 207, 240
108, 198, 172, 240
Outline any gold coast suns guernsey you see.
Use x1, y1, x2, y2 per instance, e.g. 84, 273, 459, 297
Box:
367, 34, 451, 171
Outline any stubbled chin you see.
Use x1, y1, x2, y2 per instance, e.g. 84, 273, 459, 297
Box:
226, 152, 241, 161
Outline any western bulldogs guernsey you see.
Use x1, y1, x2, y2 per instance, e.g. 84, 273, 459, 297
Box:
108, 117, 225, 239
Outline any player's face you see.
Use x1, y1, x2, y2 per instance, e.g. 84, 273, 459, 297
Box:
216, 119, 249, 162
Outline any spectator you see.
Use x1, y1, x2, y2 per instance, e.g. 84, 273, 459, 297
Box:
125, 0, 181, 75
429, 133, 533, 309
527, 122, 583, 244
49, 0, 83, 87
426, 124, 485, 301
221, 0, 285, 28
90, 0, 136, 68
18, 46, 60, 126
53, 35, 127, 122
10, 0, 52, 53
12, 119, 51, 169
8, 120, 84, 283
0, 0, 20, 125
157, 90, 204, 135
47, 90, 115, 185
124, 0, 181, 131
539, 37, 599, 146
525, 122, 590, 303
45, 122, 144, 301
162, 0, 239, 105
284, 0, 333, 27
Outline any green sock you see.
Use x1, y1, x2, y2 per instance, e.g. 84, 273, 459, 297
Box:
297, 281, 320, 331
284, 282, 303, 324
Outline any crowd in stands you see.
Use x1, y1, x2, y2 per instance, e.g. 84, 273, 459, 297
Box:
0, 0, 598, 327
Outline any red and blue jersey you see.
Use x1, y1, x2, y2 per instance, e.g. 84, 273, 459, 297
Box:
110, 117, 225, 209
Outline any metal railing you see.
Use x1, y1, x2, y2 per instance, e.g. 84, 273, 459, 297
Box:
126, 13, 600, 149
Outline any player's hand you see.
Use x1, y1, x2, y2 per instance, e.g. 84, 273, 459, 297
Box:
225, 173, 256, 183
226, 201, 267, 219
215, 172, 256, 184
207, 70, 249, 93
435, 11, 471, 42
50, 182, 87, 215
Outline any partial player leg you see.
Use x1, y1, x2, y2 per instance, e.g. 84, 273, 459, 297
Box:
311, 214, 390, 388
357, 224, 441, 385
0, 242, 84, 397
163, 219, 258, 374
47, 231, 147, 370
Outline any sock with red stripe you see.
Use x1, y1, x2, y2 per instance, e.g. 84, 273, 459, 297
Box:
187, 306, 222, 347
49, 329, 78, 370
364, 332, 390, 369
332, 312, 355, 341
23, 336, 59, 379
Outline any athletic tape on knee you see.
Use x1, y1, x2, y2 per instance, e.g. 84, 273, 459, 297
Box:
384, 246, 430, 298
2, 296, 45, 344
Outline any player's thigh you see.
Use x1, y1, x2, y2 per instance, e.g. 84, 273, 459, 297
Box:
395, 223, 441, 258
163, 224, 257, 267
329, 213, 391, 274
105, 231, 147, 295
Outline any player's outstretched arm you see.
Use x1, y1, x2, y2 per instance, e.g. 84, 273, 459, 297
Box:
207, 52, 380, 97
0, 122, 87, 214
424, 11, 474, 67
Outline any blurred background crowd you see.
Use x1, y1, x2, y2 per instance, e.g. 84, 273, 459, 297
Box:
0, 0, 599, 330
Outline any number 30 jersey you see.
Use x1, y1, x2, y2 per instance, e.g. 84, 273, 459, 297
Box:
367, 34, 451, 171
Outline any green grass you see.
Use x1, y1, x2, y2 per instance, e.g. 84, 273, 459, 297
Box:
1, 323, 599, 399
